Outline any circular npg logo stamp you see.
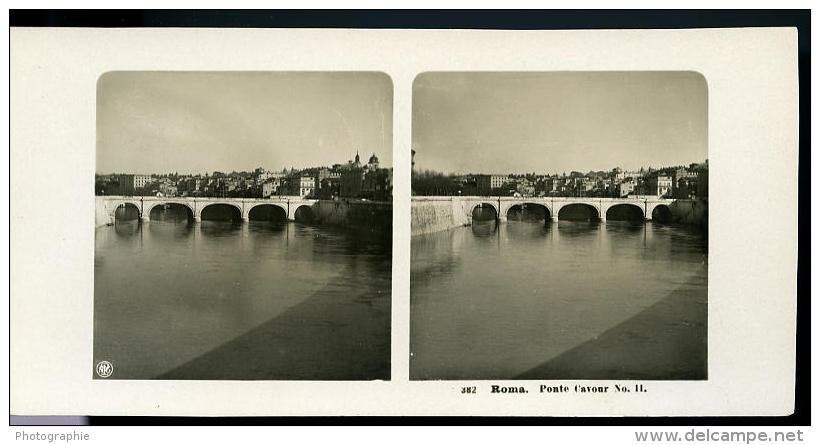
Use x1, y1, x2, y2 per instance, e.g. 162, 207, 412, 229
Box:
95, 360, 113, 378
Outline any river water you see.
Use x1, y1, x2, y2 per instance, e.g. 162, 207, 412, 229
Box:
94, 212, 391, 380
410, 219, 707, 380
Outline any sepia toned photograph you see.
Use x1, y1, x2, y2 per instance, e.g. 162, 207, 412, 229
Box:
94, 71, 393, 380
411, 72, 709, 380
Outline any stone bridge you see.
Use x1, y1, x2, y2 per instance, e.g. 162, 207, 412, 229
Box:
98, 195, 318, 224
416, 196, 675, 223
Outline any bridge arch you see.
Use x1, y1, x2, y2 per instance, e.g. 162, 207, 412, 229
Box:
293, 205, 315, 223
112, 202, 141, 221
604, 203, 645, 222
108, 199, 143, 222
144, 201, 195, 220
200, 203, 243, 222
556, 202, 600, 221
506, 203, 551, 223
471, 202, 499, 221
650, 203, 673, 223
247, 203, 287, 222
145, 202, 195, 223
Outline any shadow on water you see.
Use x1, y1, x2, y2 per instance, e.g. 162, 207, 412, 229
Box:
157, 270, 391, 380
661, 224, 709, 263
306, 223, 391, 257
516, 270, 707, 380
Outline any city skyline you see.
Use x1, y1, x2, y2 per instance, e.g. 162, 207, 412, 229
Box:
413, 71, 708, 174
97, 71, 393, 175
412, 159, 705, 177
95, 149, 388, 177
98, 154, 692, 178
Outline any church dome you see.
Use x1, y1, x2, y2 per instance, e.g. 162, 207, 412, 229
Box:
368, 153, 379, 164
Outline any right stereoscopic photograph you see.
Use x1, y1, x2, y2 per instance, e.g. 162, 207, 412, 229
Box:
410, 71, 709, 381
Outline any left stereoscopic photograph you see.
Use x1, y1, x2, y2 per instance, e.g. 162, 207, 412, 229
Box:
94, 71, 393, 380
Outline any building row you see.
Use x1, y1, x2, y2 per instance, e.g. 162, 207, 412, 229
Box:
95, 151, 392, 201
447, 162, 708, 199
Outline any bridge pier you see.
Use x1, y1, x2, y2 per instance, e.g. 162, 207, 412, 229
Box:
140, 216, 150, 222
193, 216, 201, 223
242, 216, 249, 223
551, 215, 559, 223
599, 216, 607, 223
497, 215, 507, 223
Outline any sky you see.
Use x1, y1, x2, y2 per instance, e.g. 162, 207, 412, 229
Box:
412, 71, 708, 175
96, 71, 392, 174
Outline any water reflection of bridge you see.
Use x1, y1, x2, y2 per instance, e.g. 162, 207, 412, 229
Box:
99, 195, 318, 224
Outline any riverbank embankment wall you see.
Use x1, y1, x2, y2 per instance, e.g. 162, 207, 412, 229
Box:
95, 196, 114, 228
668, 199, 708, 227
311, 200, 392, 235
410, 197, 472, 236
